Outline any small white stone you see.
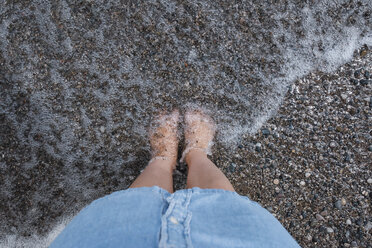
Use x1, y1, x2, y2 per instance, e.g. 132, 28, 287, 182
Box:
326, 227, 334, 233
100, 126, 105, 133
330, 141, 337, 148
346, 219, 352, 225
367, 178, 372, 184
273, 179, 279, 185
169, 216, 178, 224
305, 172, 311, 178
300, 181, 306, 186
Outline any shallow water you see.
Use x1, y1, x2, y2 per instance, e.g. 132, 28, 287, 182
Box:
0, 0, 371, 246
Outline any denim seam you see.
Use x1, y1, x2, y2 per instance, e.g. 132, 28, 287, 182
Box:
184, 190, 194, 248
159, 195, 175, 248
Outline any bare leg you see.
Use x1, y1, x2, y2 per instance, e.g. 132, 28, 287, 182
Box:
129, 110, 179, 193
183, 110, 235, 192
186, 150, 234, 191
129, 159, 175, 193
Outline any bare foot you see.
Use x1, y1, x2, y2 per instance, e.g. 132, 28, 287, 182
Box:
181, 109, 215, 162
149, 110, 179, 168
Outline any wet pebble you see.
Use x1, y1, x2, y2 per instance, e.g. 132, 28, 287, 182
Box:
330, 141, 337, 148
326, 227, 334, 233
229, 163, 237, 173
316, 213, 325, 221
354, 70, 361, 78
320, 210, 328, 216
350, 78, 358, 85
368, 145, 372, 152
261, 128, 270, 136
255, 143, 262, 152
364, 70, 370, 78
312, 235, 319, 243
359, 79, 370, 86
335, 200, 342, 210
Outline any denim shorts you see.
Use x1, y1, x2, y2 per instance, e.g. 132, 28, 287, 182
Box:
50, 186, 300, 248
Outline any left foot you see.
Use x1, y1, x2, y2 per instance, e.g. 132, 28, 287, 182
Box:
149, 110, 179, 168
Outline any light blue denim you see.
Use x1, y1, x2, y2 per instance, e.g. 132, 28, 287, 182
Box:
50, 186, 300, 248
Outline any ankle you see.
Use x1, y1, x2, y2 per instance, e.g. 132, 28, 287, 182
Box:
149, 156, 177, 171
185, 149, 208, 164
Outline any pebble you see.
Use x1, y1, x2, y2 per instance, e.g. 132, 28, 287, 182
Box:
360, 79, 370, 86
368, 145, 372, 152
350, 78, 358, 85
320, 210, 328, 216
262, 128, 270, 136
365, 70, 370, 78
334, 200, 342, 210
229, 163, 237, 173
341, 198, 346, 205
326, 227, 334, 233
316, 213, 325, 221
351, 241, 358, 247
273, 179, 279, 185
255, 143, 262, 152
360, 49, 368, 57
344, 153, 351, 162
367, 178, 372, 184
100, 126, 105, 133
312, 236, 319, 243
354, 70, 361, 78
305, 172, 311, 178
346, 219, 352, 225
329, 141, 337, 148
300, 180, 306, 186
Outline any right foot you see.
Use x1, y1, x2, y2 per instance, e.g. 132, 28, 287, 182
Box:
149, 110, 179, 167
181, 109, 215, 162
